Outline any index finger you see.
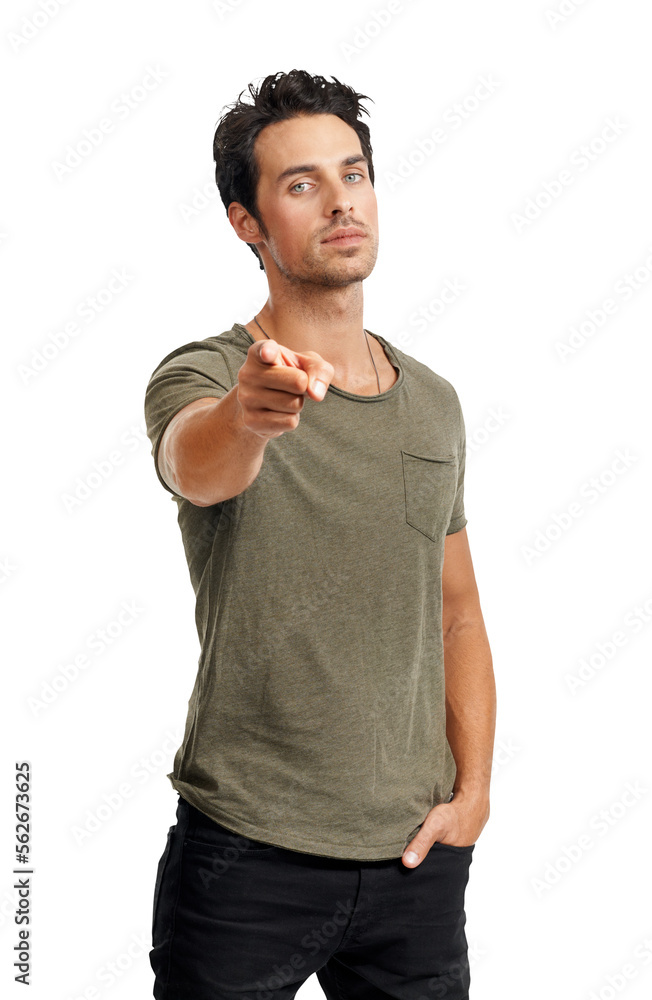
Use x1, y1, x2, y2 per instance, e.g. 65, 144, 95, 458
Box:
256, 338, 306, 370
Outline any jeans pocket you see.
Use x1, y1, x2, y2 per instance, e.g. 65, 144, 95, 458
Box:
401, 451, 458, 542
184, 802, 278, 855
431, 841, 475, 854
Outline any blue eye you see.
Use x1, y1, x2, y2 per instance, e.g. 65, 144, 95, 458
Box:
290, 173, 364, 194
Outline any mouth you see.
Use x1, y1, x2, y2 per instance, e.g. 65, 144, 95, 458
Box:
321, 229, 366, 247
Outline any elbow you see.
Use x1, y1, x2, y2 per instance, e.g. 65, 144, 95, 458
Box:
175, 467, 237, 507
442, 613, 485, 641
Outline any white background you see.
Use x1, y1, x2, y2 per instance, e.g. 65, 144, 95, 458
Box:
3, 0, 651, 998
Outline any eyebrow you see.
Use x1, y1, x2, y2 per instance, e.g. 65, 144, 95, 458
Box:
275, 154, 369, 186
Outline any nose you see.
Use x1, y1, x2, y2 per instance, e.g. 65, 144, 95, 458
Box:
323, 175, 355, 216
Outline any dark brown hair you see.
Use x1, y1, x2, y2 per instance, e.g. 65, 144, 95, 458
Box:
213, 69, 375, 270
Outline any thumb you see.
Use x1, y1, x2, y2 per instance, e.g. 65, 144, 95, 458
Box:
402, 842, 424, 868
402, 828, 439, 868
299, 355, 334, 401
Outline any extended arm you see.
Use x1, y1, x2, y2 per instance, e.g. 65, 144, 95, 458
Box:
159, 389, 267, 506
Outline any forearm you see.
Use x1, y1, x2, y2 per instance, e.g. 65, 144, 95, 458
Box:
443, 619, 496, 803
164, 385, 268, 506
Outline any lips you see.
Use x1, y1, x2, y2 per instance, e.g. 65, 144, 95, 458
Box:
322, 227, 365, 243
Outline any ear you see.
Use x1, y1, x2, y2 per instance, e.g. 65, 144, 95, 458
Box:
228, 202, 264, 246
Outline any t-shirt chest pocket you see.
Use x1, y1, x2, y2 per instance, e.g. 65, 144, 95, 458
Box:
401, 450, 458, 542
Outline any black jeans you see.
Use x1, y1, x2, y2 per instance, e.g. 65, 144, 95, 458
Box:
151, 794, 474, 999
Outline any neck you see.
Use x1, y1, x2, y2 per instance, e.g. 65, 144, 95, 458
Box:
248, 284, 372, 380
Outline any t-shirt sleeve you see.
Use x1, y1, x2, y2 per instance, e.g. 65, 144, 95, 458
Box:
144, 344, 234, 498
446, 391, 468, 535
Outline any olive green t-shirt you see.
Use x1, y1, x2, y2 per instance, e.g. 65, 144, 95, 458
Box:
144, 322, 468, 861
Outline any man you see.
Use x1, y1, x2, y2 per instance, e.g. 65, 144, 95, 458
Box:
145, 69, 496, 1000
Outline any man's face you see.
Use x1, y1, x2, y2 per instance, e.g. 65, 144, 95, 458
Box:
248, 112, 379, 287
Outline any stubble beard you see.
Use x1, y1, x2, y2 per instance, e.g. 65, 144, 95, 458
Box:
266, 234, 379, 289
